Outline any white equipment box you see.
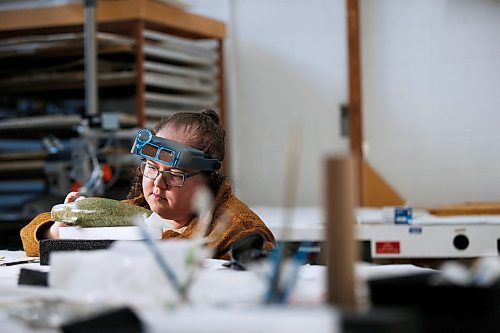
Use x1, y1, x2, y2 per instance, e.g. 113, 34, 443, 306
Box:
254, 206, 500, 259
357, 208, 500, 259
357, 224, 500, 258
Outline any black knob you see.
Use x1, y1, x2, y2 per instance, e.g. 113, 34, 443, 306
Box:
453, 234, 469, 250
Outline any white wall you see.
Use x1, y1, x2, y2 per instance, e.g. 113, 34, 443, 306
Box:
193, 0, 349, 206
362, 0, 500, 207
193, 0, 500, 208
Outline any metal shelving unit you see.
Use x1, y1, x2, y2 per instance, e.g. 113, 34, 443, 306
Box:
0, 0, 227, 233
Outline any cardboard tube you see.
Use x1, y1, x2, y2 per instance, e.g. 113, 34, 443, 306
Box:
324, 155, 357, 308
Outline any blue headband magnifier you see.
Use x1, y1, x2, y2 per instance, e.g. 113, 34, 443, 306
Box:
131, 128, 221, 171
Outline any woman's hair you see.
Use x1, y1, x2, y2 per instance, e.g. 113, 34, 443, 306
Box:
127, 109, 227, 199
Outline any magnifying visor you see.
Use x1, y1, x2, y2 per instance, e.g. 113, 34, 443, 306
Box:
131, 128, 221, 171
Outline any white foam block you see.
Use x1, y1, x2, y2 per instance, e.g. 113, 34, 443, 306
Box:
59, 226, 162, 240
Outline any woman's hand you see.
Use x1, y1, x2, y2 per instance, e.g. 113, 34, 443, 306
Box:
45, 221, 65, 239
64, 191, 86, 203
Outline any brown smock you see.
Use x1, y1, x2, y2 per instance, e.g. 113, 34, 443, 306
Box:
20, 181, 276, 260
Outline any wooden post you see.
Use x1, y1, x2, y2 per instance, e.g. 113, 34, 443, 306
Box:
346, 0, 363, 206
325, 155, 358, 309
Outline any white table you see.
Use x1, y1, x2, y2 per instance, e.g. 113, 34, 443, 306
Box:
0, 248, 432, 333
0, 250, 336, 332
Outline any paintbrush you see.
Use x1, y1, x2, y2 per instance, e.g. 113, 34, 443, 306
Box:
134, 217, 184, 302
264, 126, 302, 304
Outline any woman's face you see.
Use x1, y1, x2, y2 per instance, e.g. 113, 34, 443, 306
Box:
142, 126, 207, 226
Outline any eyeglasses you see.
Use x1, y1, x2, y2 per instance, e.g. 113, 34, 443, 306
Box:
140, 161, 203, 187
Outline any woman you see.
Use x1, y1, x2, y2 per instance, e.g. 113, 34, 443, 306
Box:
20, 110, 276, 259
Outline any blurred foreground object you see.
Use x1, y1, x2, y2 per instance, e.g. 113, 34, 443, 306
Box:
324, 155, 358, 309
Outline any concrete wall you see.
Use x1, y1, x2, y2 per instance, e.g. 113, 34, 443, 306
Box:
193, 0, 500, 208
362, 0, 500, 207
193, 0, 348, 206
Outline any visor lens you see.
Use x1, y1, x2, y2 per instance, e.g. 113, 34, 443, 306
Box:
141, 144, 158, 159
137, 129, 152, 142
158, 149, 175, 164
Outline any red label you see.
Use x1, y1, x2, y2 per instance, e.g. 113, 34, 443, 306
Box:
376, 241, 400, 254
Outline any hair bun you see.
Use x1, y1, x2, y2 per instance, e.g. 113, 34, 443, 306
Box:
201, 109, 220, 124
